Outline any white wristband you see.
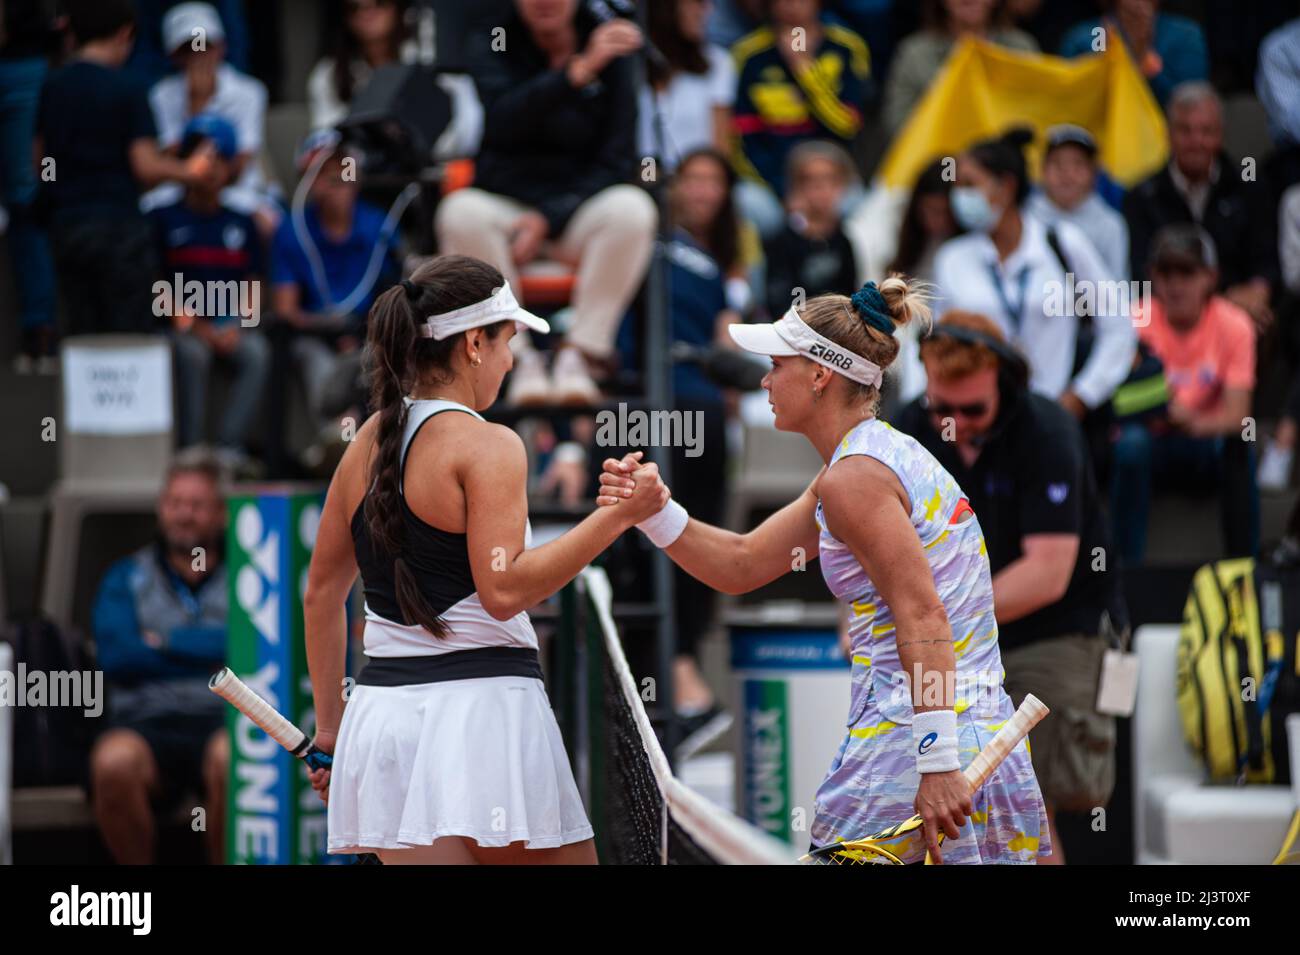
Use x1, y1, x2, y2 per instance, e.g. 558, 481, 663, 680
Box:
636, 499, 688, 548
912, 710, 960, 774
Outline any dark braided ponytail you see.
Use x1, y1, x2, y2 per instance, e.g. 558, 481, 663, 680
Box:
362, 254, 509, 636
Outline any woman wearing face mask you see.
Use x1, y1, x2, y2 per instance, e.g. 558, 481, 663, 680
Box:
933, 129, 1136, 423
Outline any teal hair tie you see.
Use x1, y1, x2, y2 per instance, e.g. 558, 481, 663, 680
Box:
851, 281, 895, 336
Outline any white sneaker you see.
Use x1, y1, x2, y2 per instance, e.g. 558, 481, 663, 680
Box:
551, 346, 601, 406
1258, 440, 1294, 493
506, 348, 551, 406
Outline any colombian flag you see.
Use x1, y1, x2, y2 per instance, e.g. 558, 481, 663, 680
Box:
876, 36, 1168, 193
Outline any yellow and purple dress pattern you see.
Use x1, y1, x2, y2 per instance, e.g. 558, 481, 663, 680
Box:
811, 417, 1052, 863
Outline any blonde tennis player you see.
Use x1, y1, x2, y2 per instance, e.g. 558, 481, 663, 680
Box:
600, 278, 1052, 864
302, 254, 668, 864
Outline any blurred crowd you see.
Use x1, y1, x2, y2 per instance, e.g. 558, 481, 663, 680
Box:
4, 0, 1300, 862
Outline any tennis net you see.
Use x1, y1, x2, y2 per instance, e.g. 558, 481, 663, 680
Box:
575, 567, 793, 865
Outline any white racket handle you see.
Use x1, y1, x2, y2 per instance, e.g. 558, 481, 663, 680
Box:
963, 693, 1049, 791
209, 666, 310, 756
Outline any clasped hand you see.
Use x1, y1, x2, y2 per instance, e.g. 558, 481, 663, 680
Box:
596, 451, 672, 525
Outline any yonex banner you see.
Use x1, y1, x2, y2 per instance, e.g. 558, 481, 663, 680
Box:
732, 627, 850, 846
224, 484, 339, 864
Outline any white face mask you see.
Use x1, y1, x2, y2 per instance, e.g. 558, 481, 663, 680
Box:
951, 186, 1002, 233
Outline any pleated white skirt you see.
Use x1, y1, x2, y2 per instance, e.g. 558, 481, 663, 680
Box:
327, 676, 594, 853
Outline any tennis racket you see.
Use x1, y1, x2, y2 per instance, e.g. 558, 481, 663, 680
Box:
210, 667, 384, 865
208, 666, 333, 772
801, 693, 1050, 865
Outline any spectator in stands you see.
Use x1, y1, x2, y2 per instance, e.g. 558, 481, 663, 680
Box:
306, 0, 482, 159
893, 310, 1127, 866
731, 0, 871, 238
1026, 125, 1129, 281
1111, 224, 1258, 563
933, 129, 1136, 419
143, 3, 276, 233
884, 156, 959, 406
2, 0, 60, 372
1260, 182, 1300, 492
36, 0, 212, 337
1124, 82, 1278, 332
152, 114, 269, 470
888, 158, 958, 284
89, 449, 231, 865
1256, 17, 1300, 149
435, 0, 657, 407
884, 0, 1038, 136
762, 141, 859, 320
272, 130, 401, 458
640, 0, 736, 173
125, 0, 250, 86
1060, 0, 1207, 108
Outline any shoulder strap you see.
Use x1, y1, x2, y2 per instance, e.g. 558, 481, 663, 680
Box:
399, 400, 482, 496
1046, 225, 1097, 376
1044, 225, 1070, 275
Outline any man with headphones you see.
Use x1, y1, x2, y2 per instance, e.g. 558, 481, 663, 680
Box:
891, 311, 1129, 865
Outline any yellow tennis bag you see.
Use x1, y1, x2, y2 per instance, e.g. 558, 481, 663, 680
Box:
1176, 554, 1300, 785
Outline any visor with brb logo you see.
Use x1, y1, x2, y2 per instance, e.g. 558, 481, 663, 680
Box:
727, 308, 883, 388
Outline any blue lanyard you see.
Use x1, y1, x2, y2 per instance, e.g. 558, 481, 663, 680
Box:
986, 261, 1032, 335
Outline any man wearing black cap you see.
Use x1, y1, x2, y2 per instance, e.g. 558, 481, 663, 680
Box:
892, 310, 1127, 865
1111, 224, 1259, 564
1026, 124, 1130, 281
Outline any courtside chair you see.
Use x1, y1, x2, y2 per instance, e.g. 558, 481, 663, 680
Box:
40, 336, 175, 639
1132, 624, 1295, 863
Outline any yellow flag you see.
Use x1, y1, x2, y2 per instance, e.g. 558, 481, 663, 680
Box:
877, 36, 1168, 191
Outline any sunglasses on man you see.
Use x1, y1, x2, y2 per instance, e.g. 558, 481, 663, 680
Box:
924, 396, 991, 419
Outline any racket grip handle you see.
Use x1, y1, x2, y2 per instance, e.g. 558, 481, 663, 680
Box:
963, 693, 1049, 791
304, 748, 333, 771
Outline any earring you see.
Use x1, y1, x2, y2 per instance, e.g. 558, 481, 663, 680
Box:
813, 387, 821, 401
471, 356, 482, 367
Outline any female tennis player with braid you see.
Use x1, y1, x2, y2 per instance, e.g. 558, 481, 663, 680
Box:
301, 254, 668, 864
601, 278, 1052, 864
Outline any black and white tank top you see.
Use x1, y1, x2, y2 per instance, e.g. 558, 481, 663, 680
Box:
350, 398, 537, 657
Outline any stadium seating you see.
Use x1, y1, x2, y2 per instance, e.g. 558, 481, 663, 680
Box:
1132, 624, 1294, 863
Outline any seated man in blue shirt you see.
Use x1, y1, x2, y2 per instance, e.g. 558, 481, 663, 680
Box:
271, 130, 401, 452
89, 450, 230, 864
151, 113, 269, 470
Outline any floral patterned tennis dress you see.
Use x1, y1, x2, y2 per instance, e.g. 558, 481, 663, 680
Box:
811, 417, 1052, 863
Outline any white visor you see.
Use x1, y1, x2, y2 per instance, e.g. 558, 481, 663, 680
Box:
418, 282, 551, 340
728, 308, 883, 388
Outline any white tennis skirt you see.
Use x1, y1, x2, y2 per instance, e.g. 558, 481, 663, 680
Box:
327, 675, 594, 853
